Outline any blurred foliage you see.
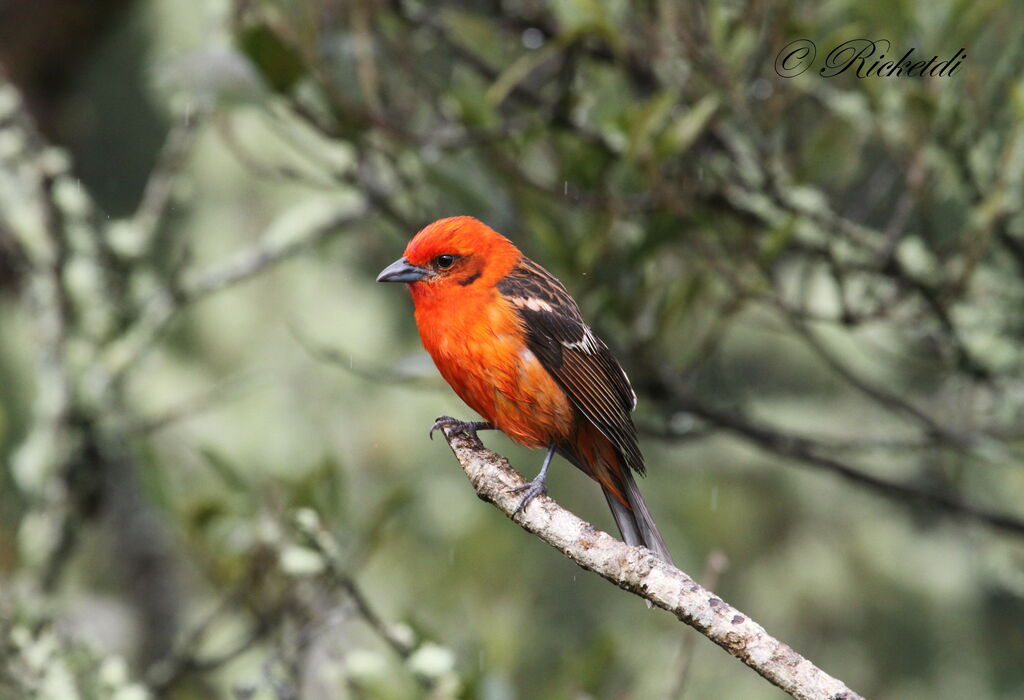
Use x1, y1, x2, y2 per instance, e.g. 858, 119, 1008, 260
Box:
1, 0, 1024, 698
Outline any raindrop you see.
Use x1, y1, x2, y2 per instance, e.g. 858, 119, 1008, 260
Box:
521, 28, 545, 50
750, 78, 773, 100
421, 143, 441, 164
670, 412, 694, 433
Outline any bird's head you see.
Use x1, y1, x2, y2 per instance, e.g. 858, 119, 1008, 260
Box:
377, 216, 522, 295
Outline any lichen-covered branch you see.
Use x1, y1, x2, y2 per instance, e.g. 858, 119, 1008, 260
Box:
437, 424, 863, 700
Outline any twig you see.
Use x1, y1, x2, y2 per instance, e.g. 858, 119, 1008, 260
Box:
436, 425, 864, 700
99, 198, 367, 385
289, 322, 437, 387
651, 389, 1024, 537
294, 511, 416, 661
182, 202, 364, 300
781, 313, 962, 445
147, 549, 278, 693
128, 371, 264, 435
132, 114, 202, 247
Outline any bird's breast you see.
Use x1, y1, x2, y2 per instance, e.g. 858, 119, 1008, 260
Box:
414, 291, 573, 447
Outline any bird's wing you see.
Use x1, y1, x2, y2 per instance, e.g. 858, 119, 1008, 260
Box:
497, 257, 644, 475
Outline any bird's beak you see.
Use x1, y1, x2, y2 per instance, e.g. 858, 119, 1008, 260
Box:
376, 257, 430, 283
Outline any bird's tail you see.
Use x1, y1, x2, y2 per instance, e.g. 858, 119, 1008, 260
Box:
603, 468, 675, 567
559, 436, 675, 567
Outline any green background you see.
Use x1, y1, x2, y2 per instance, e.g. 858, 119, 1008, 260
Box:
1, 1, 1023, 698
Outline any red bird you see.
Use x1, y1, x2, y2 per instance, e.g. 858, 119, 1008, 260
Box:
377, 216, 673, 564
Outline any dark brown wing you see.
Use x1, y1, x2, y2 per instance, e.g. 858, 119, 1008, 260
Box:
497, 257, 644, 475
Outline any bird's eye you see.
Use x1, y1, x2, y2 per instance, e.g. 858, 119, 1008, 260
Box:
435, 254, 457, 269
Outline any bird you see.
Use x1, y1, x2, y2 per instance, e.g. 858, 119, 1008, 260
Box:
377, 216, 674, 565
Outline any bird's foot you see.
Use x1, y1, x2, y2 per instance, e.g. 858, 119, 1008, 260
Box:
511, 476, 548, 514
512, 444, 556, 515
429, 416, 492, 441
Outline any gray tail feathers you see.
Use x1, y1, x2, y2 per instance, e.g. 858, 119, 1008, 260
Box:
603, 468, 675, 568
556, 445, 674, 567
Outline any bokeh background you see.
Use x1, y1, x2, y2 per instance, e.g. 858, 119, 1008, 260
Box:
1, 1, 1023, 698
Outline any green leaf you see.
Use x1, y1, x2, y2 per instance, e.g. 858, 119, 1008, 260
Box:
662, 95, 719, 157
236, 23, 307, 93
198, 448, 250, 493
626, 91, 678, 161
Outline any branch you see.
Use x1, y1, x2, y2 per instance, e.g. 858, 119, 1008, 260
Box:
131, 113, 202, 248
99, 196, 366, 385
436, 425, 863, 700
294, 510, 416, 661
781, 312, 965, 446
665, 549, 729, 699
656, 392, 1024, 538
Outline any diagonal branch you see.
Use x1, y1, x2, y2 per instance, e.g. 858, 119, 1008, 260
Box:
99, 197, 367, 385
436, 424, 863, 700
132, 114, 202, 248
659, 393, 1024, 537
781, 313, 966, 446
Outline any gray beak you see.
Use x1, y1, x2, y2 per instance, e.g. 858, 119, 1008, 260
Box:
376, 257, 430, 283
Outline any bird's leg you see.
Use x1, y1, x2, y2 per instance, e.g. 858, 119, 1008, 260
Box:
512, 444, 555, 514
430, 415, 493, 441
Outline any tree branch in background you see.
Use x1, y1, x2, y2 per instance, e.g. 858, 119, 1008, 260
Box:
293, 511, 416, 662
436, 424, 864, 700
100, 195, 367, 385
305, 344, 1024, 539
644, 385, 1024, 538
131, 114, 202, 247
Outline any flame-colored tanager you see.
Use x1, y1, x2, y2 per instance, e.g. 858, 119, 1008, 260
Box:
377, 216, 673, 564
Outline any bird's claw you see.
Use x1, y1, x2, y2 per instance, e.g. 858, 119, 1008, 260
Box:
429, 416, 458, 440
512, 478, 548, 515
429, 416, 490, 441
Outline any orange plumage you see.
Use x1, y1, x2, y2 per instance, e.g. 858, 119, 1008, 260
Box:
377, 216, 673, 564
